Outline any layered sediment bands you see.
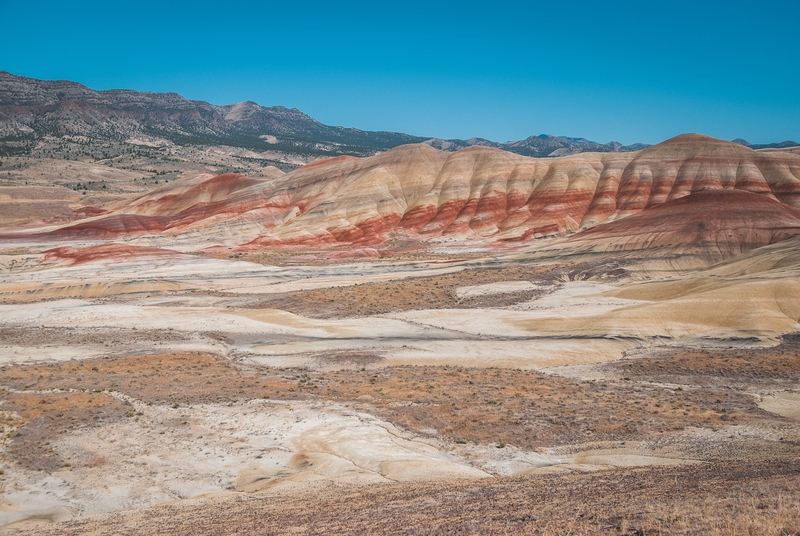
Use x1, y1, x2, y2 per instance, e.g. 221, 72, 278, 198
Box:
125, 173, 267, 218
6, 134, 800, 250
50, 214, 171, 239
567, 190, 800, 264
43, 244, 179, 266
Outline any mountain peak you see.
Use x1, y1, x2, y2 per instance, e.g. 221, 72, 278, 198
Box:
0, 71, 795, 164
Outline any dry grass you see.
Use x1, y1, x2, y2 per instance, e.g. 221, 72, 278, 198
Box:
0, 326, 187, 347
312, 366, 783, 453
249, 263, 565, 317
0, 352, 296, 406
0, 353, 298, 471
0, 247, 31, 255
608, 334, 800, 388
245, 254, 637, 318
2, 353, 791, 473
15, 460, 800, 535
2, 341, 799, 533
1, 391, 129, 471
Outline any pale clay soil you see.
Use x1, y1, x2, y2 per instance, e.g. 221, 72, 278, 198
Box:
0, 244, 799, 532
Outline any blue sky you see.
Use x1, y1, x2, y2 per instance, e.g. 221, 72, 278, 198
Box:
1, 0, 798, 144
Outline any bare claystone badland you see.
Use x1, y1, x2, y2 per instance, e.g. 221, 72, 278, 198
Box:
1, 73, 800, 534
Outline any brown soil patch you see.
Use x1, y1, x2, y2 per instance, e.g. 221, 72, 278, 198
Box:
0, 247, 32, 255
1, 391, 130, 471
314, 366, 782, 453
312, 350, 385, 366
610, 334, 800, 388
3, 354, 789, 470
0, 326, 188, 347
0, 353, 296, 407
250, 264, 566, 318
247, 255, 636, 318
0, 353, 800, 476
17, 460, 800, 535
0, 353, 299, 471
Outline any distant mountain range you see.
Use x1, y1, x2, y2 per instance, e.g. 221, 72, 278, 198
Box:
422, 135, 650, 157
0, 71, 796, 160
731, 138, 800, 150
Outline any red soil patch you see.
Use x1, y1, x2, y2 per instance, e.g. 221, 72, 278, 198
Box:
43, 243, 180, 265
41, 206, 110, 225
70, 206, 109, 218
49, 214, 171, 238
134, 173, 265, 218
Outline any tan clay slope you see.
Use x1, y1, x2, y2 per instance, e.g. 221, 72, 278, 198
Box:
610, 234, 800, 304
514, 243, 800, 343
591, 236, 800, 341
8, 134, 800, 247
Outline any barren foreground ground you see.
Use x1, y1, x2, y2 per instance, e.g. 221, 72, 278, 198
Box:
16, 460, 800, 535
1, 244, 799, 534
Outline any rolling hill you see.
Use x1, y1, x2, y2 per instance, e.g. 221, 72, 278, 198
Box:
5, 134, 800, 267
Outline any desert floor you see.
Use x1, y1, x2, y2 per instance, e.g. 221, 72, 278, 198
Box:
1, 242, 799, 534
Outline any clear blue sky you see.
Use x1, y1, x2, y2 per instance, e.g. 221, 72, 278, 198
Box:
1, 0, 798, 145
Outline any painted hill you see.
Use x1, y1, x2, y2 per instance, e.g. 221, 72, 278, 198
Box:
566, 189, 800, 265
6, 134, 800, 264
